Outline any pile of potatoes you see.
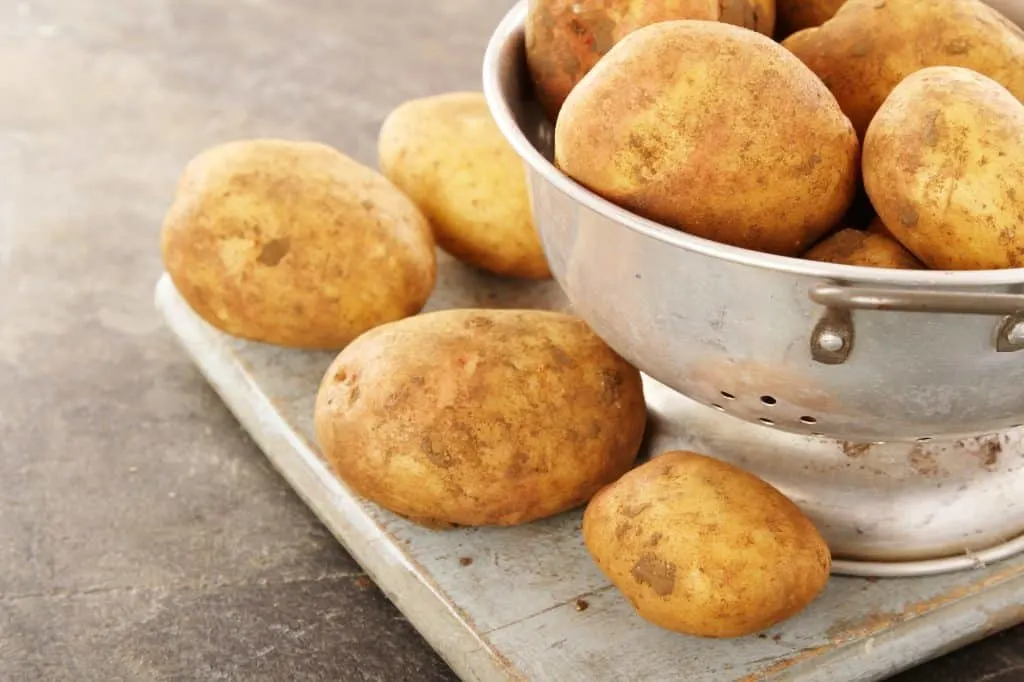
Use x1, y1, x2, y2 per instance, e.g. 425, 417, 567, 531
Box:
159, 114, 832, 638
530, 0, 1024, 270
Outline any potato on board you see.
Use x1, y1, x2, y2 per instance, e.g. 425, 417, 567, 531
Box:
863, 66, 1024, 270
804, 228, 923, 269
555, 20, 859, 257
583, 451, 832, 638
161, 139, 437, 349
775, 0, 845, 39
314, 308, 647, 528
783, 0, 1024, 137
378, 92, 551, 280
525, 0, 776, 121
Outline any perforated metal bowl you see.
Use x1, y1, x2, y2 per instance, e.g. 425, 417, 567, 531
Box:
482, 1, 1024, 443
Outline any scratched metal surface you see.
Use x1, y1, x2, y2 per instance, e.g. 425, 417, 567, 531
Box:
155, 262, 1024, 682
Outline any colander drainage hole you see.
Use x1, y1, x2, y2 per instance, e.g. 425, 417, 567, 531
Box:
720, 391, 736, 400
759, 417, 775, 426
799, 416, 817, 424
760, 395, 777, 406
916, 436, 933, 443
711, 403, 726, 412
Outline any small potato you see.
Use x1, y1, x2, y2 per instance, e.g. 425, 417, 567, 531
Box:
865, 216, 895, 239
782, 0, 1024, 138
555, 20, 859, 256
804, 228, 923, 269
863, 67, 1024, 270
161, 140, 436, 349
314, 308, 647, 528
583, 451, 831, 638
775, 0, 846, 39
525, 0, 776, 121
378, 92, 551, 280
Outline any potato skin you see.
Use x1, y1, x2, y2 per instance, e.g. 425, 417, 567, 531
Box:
378, 92, 551, 280
525, 0, 776, 121
314, 309, 647, 528
863, 67, 1024, 270
583, 451, 831, 638
775, 0, 845, 39
161, 140, 436, 349
555, 20, 859, 256
804, 228, 923, 269
783, 0, 1024, 138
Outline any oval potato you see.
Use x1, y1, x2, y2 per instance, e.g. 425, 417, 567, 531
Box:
525, 0, 776, 121
804, 228, 923, 269
583, 451, 832, 638
863, 66, 1024, 270
378, 92, 551, 280
555, 20, 859, 256
161, 139, 437, 349
314, 308, 647, 528
782, 0, 1024, 138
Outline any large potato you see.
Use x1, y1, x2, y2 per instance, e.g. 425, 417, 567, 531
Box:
583, 451, 831, 638
378, 92, 551, 280
161, 140, 436, 349
783, 0, 1024, 138
555, 21, 859, 256
804, 228, 923, 269
314, 308, 647, 528
775, 0, 845, 38
525, 0, 776, 121
863, 67, 1024, 270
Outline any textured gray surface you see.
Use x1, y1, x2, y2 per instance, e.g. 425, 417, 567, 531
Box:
0, 0, 1020, 680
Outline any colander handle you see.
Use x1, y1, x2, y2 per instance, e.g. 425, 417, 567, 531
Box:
807, 284, 1024, 364
809, 285, 1024, 315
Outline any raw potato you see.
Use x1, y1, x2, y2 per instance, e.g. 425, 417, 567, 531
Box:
775, 0, 845, 39
525, 0, 776, 120
555, 20, 859, 256
783, 0, 1024, 137
378, 93, 551, 280
161, 139, 437, 349
863, 66, 1024, 270
804, 228, 923, 269
314, 308, 647, 528
866, 216, 895, 239
584, 451, 831, 638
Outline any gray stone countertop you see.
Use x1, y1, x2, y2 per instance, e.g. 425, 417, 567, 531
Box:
0, 0, 1020, 679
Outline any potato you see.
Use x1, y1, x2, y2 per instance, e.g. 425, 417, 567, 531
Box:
782, 0, 1024, 138
583, 451, 831, 638
804, 228, 923, 269
378, 92, 551, 280
314, 308, 647, 528
525, 0, 776, 121
865, 216, 894, 239
555, 21, 859, 256
161, 140, 436, 349
863, 66, 1024, 270
775, 0, 845, 39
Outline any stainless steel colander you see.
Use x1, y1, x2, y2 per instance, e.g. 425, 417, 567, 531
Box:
482, 2, 1024, 443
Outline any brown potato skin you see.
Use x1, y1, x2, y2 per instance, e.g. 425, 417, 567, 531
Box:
782, 0, 1024, 138
314, 309, 647, 528
775, 0, 845, 39
804, 228, 923, 268
525, 0, 776, 121
583, 451, 831, 638
555, 20, 859, 257
161, 140, 437, 349
378, 93, 551, 281
863, 67, 1024, 270
865, 216, 895, 240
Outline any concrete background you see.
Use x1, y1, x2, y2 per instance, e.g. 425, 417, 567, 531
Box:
0, 0, 1020, 679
